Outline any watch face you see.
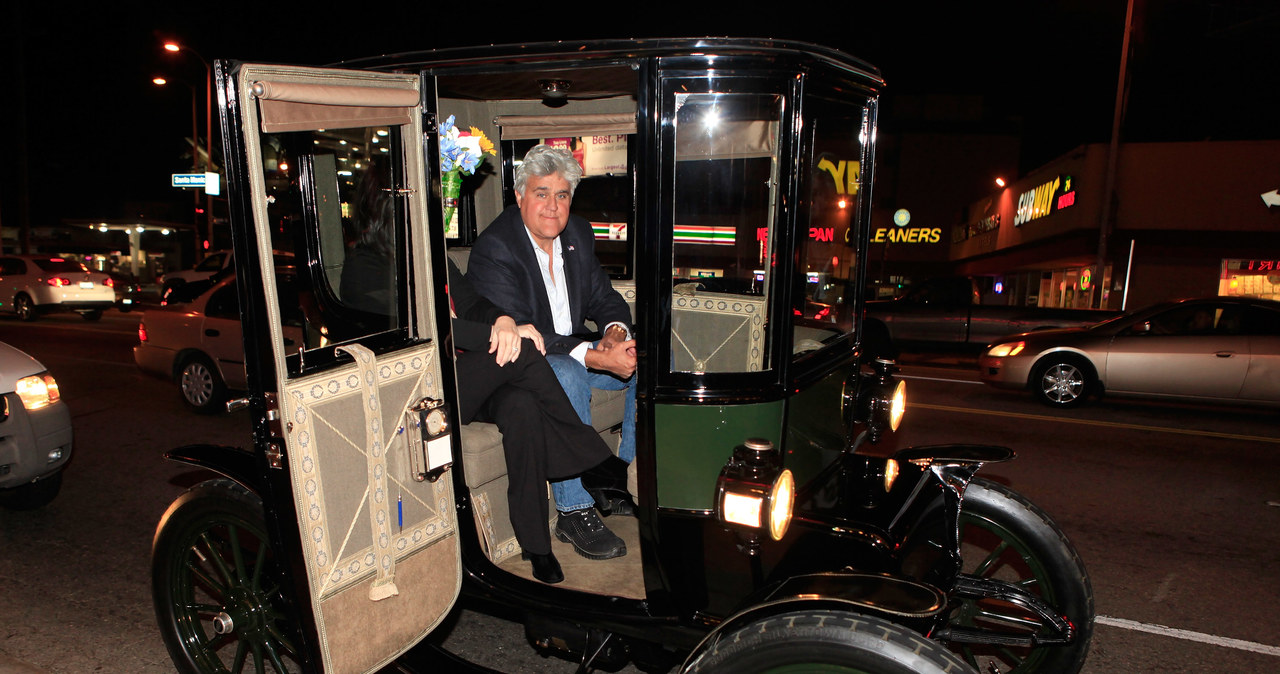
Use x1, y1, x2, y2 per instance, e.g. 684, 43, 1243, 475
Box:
424, 409, 448, 436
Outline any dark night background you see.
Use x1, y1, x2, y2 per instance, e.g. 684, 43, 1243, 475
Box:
1, 0, 1276, 234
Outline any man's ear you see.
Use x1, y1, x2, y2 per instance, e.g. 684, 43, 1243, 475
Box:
514, 190, 523, 207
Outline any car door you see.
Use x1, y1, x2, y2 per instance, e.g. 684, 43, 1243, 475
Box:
1105, 302, 1250, 399
223, 62, 460, 673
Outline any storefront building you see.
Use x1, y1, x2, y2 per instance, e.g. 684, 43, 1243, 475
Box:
950, 139, 1280, 310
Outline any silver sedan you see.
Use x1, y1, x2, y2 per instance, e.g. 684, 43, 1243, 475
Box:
978, 297, 1280, 408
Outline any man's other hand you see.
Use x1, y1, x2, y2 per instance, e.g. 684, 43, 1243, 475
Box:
585, 338, 637, 379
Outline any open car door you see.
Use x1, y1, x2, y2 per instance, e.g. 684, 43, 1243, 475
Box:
223, 63, 460, 673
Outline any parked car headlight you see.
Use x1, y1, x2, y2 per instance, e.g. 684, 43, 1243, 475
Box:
16, 372, 60, 410
987, 341, 1025, 358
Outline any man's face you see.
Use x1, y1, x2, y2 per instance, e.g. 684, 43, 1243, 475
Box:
515, 172, 573, 248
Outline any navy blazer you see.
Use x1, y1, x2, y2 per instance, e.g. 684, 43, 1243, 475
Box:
467, 205, 631, 356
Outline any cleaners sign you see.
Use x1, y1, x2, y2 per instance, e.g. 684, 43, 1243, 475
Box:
1014, 175, 1076, 226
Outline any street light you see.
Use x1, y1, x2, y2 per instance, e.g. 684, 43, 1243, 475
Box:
163, 41, 213, 254
152, 76, 201, 231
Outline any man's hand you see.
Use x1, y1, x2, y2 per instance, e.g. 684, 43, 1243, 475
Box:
585, 337, 637, 379
598, 323, 628, 351
489, 316, 525, 366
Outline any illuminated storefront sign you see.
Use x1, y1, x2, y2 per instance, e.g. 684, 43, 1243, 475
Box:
674, 225, 736, 245
1014, 175, 1076, 226
1233, 258, 1280, 273
817, 158, 860, 195
872, 227, 942, 243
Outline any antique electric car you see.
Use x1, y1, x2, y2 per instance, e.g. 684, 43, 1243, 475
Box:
151, 38, 1094, 674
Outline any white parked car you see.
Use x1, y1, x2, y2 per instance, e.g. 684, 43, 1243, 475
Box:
135, 271, 302, 412
0, 341, 72, 509
160, 249, 293, 300
0, 255, 116, 321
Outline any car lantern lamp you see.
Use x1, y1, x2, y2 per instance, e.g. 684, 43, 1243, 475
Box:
715, 438, 795, 541
860, 358, 906, 444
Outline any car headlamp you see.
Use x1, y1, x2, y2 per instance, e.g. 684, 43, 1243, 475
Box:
858, 359, 906, 444
716, 438, 795, 542
16, 373, 60, 410
987, 341, 1025, 358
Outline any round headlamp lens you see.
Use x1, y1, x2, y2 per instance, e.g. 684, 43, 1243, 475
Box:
768, 469, 795, 541
888, 379, 906, 431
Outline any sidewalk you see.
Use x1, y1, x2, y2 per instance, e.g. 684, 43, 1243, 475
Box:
0, 654, 45, 674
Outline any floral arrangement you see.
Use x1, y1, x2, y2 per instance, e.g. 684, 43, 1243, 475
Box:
439, 115, 496, 175
438, 116, 495, 237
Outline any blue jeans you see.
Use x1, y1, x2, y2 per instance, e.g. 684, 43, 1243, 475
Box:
546, 353, 637, 513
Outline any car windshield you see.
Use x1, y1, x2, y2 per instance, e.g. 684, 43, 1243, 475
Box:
33, 258, 88, 274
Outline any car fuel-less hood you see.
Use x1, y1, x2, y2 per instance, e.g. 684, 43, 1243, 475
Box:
0, 341, 47, 394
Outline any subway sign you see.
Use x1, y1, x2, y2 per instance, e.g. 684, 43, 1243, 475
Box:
1014, 175, 1076, 226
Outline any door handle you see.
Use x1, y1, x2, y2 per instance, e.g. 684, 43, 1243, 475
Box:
1214, 351, 1234, 358
205, 328, 220, 337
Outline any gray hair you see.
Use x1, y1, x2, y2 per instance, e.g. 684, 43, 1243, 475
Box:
514, 144, 583, 196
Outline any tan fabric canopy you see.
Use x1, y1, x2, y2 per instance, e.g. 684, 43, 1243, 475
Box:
252, 80, 420, 133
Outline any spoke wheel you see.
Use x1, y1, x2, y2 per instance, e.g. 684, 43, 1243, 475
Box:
947, 479, 1094, 674
152, 480, 302, 674
1033, 356, 1091, 408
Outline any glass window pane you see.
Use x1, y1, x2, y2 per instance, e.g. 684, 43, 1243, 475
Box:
258, 125, 409, 366
670, 93, 781, 373
793, 107, 869, 356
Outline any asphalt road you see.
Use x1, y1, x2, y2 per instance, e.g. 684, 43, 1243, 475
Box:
0, 310, 1277, 673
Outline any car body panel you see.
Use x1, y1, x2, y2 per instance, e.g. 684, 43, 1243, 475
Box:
134, 274, 299, 394
0, 341, 73, 489
0, 255, 115, 315
979, 297, 1280, 407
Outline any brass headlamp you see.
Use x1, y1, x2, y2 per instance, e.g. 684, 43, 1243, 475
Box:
715, 438, 795, 542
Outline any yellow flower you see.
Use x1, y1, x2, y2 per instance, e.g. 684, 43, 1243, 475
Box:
470, 127, 497, 155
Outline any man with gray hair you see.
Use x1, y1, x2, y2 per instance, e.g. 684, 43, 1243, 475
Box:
468, 144, 637, 561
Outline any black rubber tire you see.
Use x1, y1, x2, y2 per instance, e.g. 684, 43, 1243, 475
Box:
1030, 354, 1093, 408
15, 295, 36, 321
81, 309, 103, 321
0, 471, 62, 510
685, 609, 976, 674
179, 354, 227, 414
152, 480, 301, 674
946, 479, 1095, 674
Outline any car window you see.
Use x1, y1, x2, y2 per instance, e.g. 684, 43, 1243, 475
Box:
194, 253, 227, 272
204, 282, 240, 319
0, 258, 25, 275
1145, 304, 1243, 336
669, 91, 782, 374
1241, 306, 1280, 335
33, 258, 89, 274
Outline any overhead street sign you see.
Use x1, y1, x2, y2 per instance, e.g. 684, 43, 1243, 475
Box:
171, 172, 221, 196
172, 173, 206, 188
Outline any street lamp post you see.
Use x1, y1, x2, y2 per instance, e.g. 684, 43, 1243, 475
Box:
152, 77, 201, 232
164, 41, 214, 256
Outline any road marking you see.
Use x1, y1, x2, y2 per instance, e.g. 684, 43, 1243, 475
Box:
1098, 615, 1280, 657
910, 402, 1280, 445
899, 373, 981, 386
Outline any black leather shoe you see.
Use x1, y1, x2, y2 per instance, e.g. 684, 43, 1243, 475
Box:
554, 508, 627, 560
581, 456, 637, 517
521, 551, 564, 584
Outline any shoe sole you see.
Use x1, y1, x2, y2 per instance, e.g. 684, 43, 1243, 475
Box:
554, 530, 627, 560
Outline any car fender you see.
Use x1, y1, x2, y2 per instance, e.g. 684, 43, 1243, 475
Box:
165, 443, 265, 496
1028, 346, 1103, 388
683, 572, 946, 671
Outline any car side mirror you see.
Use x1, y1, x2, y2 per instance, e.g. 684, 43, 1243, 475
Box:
1131, 321, 1152, 335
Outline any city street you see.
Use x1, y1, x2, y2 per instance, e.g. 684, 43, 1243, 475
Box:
1, 310, 1277, 673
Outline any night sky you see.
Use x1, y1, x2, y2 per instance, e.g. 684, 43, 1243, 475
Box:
3, 1, 1275, 230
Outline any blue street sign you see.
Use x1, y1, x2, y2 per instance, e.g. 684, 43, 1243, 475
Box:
172, 173, 207, 188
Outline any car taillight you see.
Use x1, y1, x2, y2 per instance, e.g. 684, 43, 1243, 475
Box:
46, 277, 71, 287
103, 278, 115, 288
138, 322, 148, 343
